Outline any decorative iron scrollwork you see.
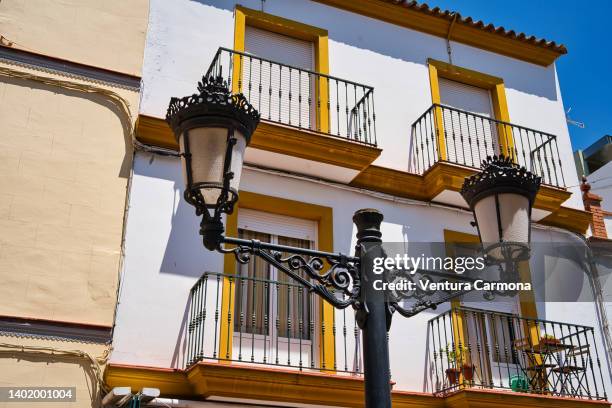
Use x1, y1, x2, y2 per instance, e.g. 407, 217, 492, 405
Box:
166, 75, 260, 137
218, 238, 361, 309
384, 259, 523, 317
460, 155, 541, 205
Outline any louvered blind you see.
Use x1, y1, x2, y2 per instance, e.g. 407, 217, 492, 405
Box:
238, 208, 317, 242
243, 26, 315, 129
439, 78, 498, 166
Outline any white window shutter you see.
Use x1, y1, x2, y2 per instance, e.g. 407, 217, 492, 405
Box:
242, 26, 315, 129
439, 78, 498, 166
238, 208, 318, 242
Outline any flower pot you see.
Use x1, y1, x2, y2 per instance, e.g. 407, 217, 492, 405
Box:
446, 368, 460, 384
462, 364, 475, 381
446, 365, 474, 385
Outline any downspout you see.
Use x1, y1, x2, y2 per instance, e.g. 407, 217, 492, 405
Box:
446, 13, 458, 65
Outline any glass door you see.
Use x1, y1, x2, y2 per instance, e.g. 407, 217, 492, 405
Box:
233, 228, 316, 368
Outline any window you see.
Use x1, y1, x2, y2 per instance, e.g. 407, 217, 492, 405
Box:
219, 191, 335, 367
232, 209, 318, 363
233, 6, 330, 133
438, 78, 497, 166
234, 230, 313, 340
427, 59, 513, 165
243, 26, 315, 129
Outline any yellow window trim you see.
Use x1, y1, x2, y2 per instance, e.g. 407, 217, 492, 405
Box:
428, 59, 514, 162
220, 191, 336, 370
233, 6, 330, 132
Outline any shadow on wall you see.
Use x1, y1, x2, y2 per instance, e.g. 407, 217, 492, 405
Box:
190, 0, 558, 101
170, 294, 191, 368
0, 349, 103, 405
0, 75, 133, 180
160, 186, 212, 278
129, 153, 222, 369
134, 153, 222, 278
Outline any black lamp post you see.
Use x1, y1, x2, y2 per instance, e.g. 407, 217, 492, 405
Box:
166, 75, 541, 408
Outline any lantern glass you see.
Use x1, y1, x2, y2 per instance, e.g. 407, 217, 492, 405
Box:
179, 126, 248, 207
474, 192, 530, 262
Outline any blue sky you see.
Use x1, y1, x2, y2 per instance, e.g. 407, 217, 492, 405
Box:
427, 0, 611, 151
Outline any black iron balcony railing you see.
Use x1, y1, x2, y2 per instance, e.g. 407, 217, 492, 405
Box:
185, 272, 363, 374
427, 307, 607, 400
205, 47, 377, 145
410, 104, 565, 187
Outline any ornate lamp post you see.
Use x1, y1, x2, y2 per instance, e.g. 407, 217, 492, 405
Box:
166, 75, 541, 408
460, 156, 541, 264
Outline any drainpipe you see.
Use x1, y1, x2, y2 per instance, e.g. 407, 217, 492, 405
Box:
446, 13, 458, 65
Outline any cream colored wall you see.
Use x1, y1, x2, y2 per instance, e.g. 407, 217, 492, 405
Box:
0, 0, 148, 76
0, 58, 137, 408
0, 2, 144, 405
0, 335, 108, 408
0, 63, 137, 326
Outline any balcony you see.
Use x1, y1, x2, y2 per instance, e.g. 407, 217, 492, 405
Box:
106, 278, 609, 406
205, 48, 381, 182
206, 47, 376, 146
136, 47, 382, 182
427, 307, 607, 400
185, 271, 362, 374
410, 104, 566, 188
136, 54, 587, 230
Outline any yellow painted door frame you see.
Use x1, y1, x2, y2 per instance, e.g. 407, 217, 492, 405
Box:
220, 191, 336, 370
233, 6, 330, 133
444, 230, 480, 387
444, 229, 542, 390
428, 63, 447, 161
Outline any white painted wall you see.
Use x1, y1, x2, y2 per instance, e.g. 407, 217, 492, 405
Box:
588, 162, 612, 237
117, 0, 607, 397
111, 152, 611, 393
139, 0, 583, 209
589, 162, 612, 208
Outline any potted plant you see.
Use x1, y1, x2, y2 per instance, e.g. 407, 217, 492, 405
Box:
441, 344, 474, 384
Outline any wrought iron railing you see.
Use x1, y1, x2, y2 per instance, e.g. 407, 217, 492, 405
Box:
427, 307, 607, 400
185, 272, 362, 373
205, 47, 377, 145
410, 104, 565, 187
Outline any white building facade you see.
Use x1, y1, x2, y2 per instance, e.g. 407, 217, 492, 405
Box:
106, 1, 612, 406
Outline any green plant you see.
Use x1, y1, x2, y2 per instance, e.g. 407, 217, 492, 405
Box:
441, 343, 467, 365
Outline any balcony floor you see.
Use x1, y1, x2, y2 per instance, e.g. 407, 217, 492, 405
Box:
104, 362, 610, 407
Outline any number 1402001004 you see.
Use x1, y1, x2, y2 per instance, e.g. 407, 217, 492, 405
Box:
0, 387, 76, 402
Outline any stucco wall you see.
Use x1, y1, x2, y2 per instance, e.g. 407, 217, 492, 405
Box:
0, 0, 148, 76
0, 2, 145, 406
0, 335, 108, 407
588, 162, 612, 209
0, 65, 136, 325
139, 0, 583, 209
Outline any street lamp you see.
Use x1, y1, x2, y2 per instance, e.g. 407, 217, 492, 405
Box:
460, 156, 541, 264
166, 75, 541, 408
166, 75, 259, 250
